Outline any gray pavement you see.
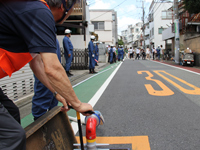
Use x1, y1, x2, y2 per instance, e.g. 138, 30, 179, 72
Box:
17, 62, 108, 119
81, 59, 200, 150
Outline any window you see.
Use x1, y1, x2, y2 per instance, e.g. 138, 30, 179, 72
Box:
158, 28, 164, 34
152, 28, 154, 36
112, 14, 115, 21
162, 11, 172, 19
92, 21, 105, 30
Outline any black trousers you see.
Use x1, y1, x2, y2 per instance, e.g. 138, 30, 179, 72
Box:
136, 54, 140, 60
0, 88, 26, 150
0, 88, 20, 123
113, 53, 116, 63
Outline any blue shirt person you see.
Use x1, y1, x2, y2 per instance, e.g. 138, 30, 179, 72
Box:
109, 45, 114, 64
156, 45, 161, 60
88, 35, 97, 73
63, 29, 74, 77
118, 46, 124, 61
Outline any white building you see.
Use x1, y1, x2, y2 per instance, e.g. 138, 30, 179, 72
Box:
121, 22, 143, 48
144, 20, 150, 48
148, 0, 173, 50
89, 9, 118, 45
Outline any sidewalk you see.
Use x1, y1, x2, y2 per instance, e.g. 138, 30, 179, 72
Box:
151, 59, 200, 73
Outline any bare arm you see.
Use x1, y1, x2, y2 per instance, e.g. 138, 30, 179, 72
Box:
30, 53, 93, 115
30, 54, 70, 111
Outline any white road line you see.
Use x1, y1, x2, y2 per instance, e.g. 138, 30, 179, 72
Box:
72, 63, 120, 88
151, 60, 200, 76
72, 62, 123, 134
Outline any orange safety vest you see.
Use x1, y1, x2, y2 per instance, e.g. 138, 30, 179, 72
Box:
0, 0, 50, 79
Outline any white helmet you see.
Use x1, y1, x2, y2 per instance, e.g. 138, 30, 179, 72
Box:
65, 29, 71, 34
91, 35, 95, 40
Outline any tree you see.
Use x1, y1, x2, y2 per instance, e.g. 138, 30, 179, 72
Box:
118, 39, 124, 46
183, 0, 200, 14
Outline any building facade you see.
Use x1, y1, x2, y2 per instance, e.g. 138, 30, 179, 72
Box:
121, 22, 143, 48
89, 9, 118, 45
148, 0, 173, 50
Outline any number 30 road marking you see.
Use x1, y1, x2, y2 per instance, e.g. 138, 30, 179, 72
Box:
137, 71, 174, 96
138, 70, 200, 96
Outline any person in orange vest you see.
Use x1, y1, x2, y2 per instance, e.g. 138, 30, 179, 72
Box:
0, 0, 93, 149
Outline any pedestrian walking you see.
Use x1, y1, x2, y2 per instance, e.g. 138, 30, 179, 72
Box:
146, 46, 150, 60
63, 29, 74, 77
88, 35, 97, 73
128, 47, 134, 60
141, 49, 146, 60
135, 47, 140, 60
160, 45, 165, 61
156, 45, 161, 60
152, 47, 156, 60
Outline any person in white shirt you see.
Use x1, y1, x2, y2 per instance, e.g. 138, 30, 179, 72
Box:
128, 47, 134, 60
152, 47, 157, 60
146, 46, 150, 60
135, 47, 140, 60
107, 45, 110, 62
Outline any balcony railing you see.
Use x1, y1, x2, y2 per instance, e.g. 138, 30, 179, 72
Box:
65, 0, 85, 22
71, 1, 83, 16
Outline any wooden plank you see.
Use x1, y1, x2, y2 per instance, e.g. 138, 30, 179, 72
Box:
25, 106, 78, 150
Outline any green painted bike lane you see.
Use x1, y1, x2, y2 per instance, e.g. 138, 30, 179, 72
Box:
21, 62, 121, 128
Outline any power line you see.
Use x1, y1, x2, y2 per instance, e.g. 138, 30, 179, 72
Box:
88, 0, 101, 6
90, 0, 128, 21
146, 0, 161, 17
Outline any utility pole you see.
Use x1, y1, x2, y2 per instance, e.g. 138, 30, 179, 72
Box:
142, 0, 146, 50
137, 0, 145, 49
174, 0, 180, 64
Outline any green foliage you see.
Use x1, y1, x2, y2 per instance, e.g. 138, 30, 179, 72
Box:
118, 39, 124, 46
183, 0, 200, 14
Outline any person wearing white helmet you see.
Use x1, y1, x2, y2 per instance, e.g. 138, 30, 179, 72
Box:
63, 29, 74, 76
95, 41, 100, 66
118, 45, 124, 61
109, 44, 114, 64
88, 35, 97, 73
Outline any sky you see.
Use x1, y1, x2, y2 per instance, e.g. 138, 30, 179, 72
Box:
87, 0, 153, 35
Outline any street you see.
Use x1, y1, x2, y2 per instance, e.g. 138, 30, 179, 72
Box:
76, 59, 200, 150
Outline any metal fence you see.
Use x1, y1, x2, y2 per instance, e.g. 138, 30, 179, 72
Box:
60, 48, 89, 70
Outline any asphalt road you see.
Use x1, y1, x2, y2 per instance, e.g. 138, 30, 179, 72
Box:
84, 59, 200, 150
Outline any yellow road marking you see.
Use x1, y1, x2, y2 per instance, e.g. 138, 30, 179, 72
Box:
154, 71, 200, 95
138, 71, 174, 96
76, 136, 150, 150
